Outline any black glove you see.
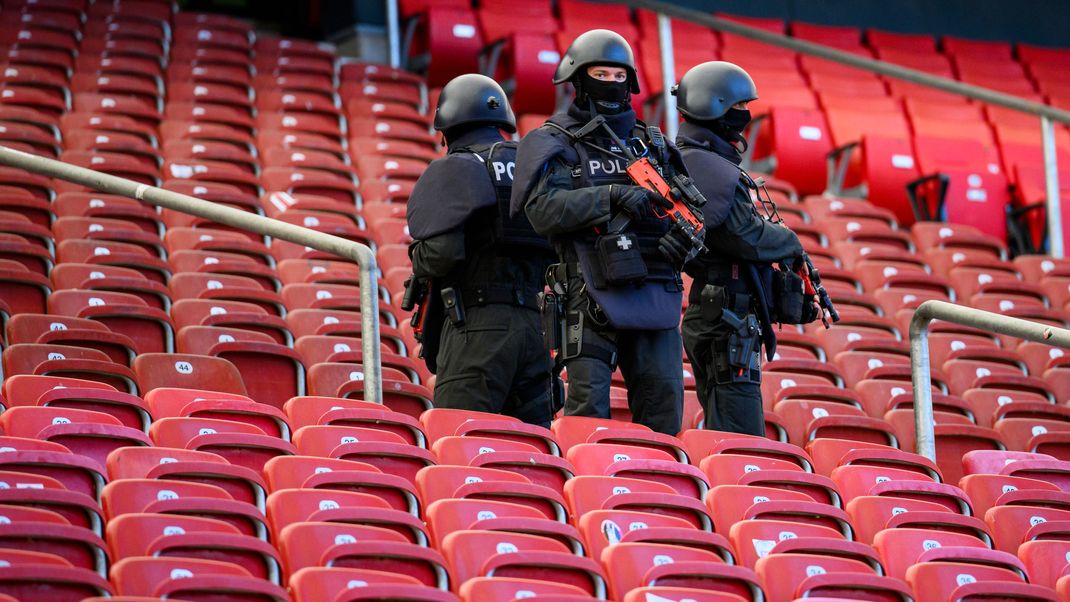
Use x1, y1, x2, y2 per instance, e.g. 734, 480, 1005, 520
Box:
610, 184, 662, 220
658, 224, 694, 268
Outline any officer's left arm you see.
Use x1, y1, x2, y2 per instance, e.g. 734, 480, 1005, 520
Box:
409, 228, 466, 279
710, 189, 805, 262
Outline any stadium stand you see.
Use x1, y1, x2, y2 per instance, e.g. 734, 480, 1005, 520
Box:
0, 0, 1067, 600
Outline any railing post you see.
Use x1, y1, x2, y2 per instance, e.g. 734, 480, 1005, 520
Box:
908, 304, 937, 462
1043, 115, 1064, 258
657, 13, 678, 141
0, 145, 384, 405
385, 0, 401, 69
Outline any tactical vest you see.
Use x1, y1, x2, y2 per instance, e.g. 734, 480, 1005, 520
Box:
552, 120, 683, 330
482, 141, 552, 253
451, 141, 552, 310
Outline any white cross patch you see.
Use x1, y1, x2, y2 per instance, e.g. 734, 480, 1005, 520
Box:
616, 236, 632, 251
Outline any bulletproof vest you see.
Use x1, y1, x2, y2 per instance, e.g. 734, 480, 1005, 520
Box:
450, 142, 552, 306
567, 127, 674, 274
481, 141, 552, 253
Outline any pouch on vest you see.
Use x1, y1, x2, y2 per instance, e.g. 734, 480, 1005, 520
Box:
574, 241, 683, 331
771, 269, 817, 324
595, 232, 646, 286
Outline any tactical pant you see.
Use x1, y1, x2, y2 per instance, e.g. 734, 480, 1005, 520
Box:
681, 304, 764, 436
433, 304, 554, 428
562, 286, 684, 435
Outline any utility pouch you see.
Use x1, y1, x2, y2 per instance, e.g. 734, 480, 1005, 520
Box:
699, 284, 726, 323
539, 291, 564, 352
772, 269, 811, 324
595, 232, 647, 286
440, 287, 466, 327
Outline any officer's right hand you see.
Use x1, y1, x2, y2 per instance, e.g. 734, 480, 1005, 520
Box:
610, 184, 661, 220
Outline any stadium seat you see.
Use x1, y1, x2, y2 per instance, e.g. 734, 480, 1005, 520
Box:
263, 455, 420, 516
146, 386, 290, 440
107, 446, 268, 511
289, 566, 424, 602
151, 416, 295, 472
566, 442, 708, 500
417, 465, 566, 521
872, 528, 988, 580
268, 488, 428, 545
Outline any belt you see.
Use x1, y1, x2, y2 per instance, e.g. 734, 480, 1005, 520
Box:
461, 285, 540, 310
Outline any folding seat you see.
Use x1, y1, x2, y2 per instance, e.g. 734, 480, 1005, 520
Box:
807, 438, 942, 480
564, 474, 713, 531
998, 458, 1070, 493
682, 429, 816, 474
0, 344, 140, 395
55, 151, 162, 193
170, 299, 293, 346
52, 216, 166, 261
165, 226, 273, 265
0, 257, 49, 315
700, 454, 841, 507
551, 416, 683, 460
747, 105, 832, 195
416, 464, 561, 515
306, 363, 432, 418
426, 497, 579, 554
756, 553, 887, 602
775, 399, 888, 448
263, 455, 419, 516
0, 405, 150, 468
48, 289, 174, 353
279, 520, 447, 587
107, 512, 281, 584
728, 518, 849, 571
101, 478, 266, 539
564, 442, 707, 500
872, 527, 990, 581
289, 566, 426, 602
268, 488, 427, 545
162, 140, 259, 177
434, 436, 573, 493
423, 408, 559, 455
145, 386, 288, 440
460, 577, 594, 602
995, 417, 1070, 454
912, 222, 1007, 260
443, 529, 605, 596
285, 395, 422, 446
985, 503, 1070, 554
110, 557, 289, 601
0, 480, 104, 534
73, 92, 160, 127
282, 282, 377, 315
296, 336, 424, 385
707, 483, 851, 538
0, 519, 110, 576
295, 424, 434, 485
831, 464, 973, 513
175, 325, 305, 409
0, 564, 113, 601
132, 354, 248, 402
50, 263, 170, 312
847, 495, 960, 545
0, 231, 53, 276
0, 214, 54, 255
151, 416, 295, 473
107, 443, 267, 510
906, 562, 1025, 602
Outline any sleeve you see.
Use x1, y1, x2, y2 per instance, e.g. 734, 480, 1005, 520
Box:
409, 227, 466, 279
706, 186, 805, 263
523, 156, 613, 236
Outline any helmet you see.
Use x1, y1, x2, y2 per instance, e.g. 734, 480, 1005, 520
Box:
553, 29, 640, 94
433, 73, 516, 133
672, 61, 758, 121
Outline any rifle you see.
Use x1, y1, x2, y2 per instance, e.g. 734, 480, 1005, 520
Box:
573, 115, 707, 252
746, 173, 840, 328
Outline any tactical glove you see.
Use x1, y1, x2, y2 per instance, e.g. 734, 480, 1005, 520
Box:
658, 224, 695, 268
610, 184, 663, 220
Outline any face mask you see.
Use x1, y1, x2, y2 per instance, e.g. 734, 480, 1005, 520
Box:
721, 107, 752, 134
578, 73, 630, 114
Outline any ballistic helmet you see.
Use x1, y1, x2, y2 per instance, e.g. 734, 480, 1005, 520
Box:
672, 61, 758, 121
553, 29, 640, 93
433, 73, 516, 133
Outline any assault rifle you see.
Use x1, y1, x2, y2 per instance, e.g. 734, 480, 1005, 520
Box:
573, 115, 707, 252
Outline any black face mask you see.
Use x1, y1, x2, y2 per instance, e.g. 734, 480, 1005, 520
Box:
721, 108, 751, 134
576, 73, 631, 115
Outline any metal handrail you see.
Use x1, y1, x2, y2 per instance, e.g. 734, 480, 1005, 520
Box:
630, 0, 1066, 257
911, 300, 1070, 462
0, 145, 384, 405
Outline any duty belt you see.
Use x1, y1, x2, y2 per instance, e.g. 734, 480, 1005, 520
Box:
461, 285, 540, 310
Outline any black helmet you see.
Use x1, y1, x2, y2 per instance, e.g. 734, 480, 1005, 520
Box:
553, 29, 640, 94
672, 61, 758, 121
433, 73, 516, 133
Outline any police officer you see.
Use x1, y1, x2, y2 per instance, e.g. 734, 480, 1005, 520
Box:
406, 74, 556, 427
510, 30, 703, 435
673, 61, 808, 435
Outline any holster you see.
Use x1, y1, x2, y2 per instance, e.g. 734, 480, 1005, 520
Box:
440, 287, 466, 327
712, 308, 762, 385
539, 291, 564, 354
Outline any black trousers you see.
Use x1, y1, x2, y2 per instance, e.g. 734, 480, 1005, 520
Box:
433, 304, 554, 428
681, 304, 764, 436
561, 288, 684, 435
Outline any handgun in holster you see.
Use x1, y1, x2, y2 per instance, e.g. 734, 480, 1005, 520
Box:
721, 307, 760, 375
440, 287, 465, 327
538, 290, 567, 415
